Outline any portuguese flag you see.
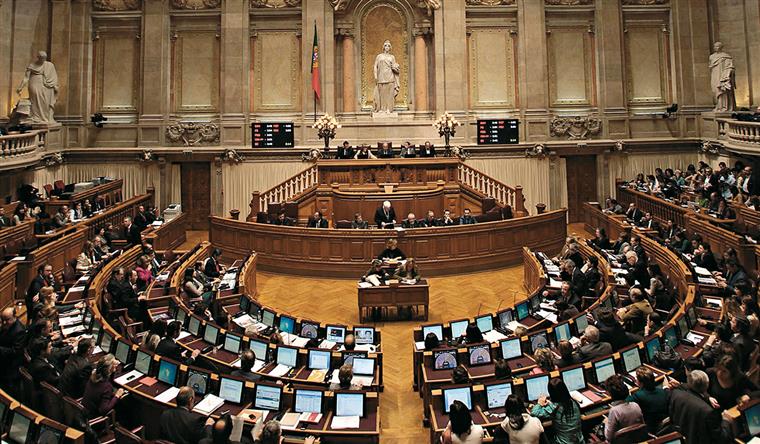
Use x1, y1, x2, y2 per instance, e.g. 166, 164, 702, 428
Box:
311, 22, 321, 100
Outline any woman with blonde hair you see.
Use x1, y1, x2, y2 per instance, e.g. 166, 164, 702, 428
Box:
33, 286, 58, 322
532, 347, 556, 374
82, 354, 125, 418
76, 240, 97, 273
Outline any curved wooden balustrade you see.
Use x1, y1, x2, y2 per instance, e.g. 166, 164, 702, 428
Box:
256, 165, 318, 213
211, 209, 568, 278
458, 162, 526, 216
0, 388, 84, 444
718, 118, 760, 153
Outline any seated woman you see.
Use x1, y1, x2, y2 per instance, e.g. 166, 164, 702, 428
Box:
531, 347, 556, 375
443, 400, 484, 444
32, 286, 58, 323
627, 366, 669, 433
361, 259, 389, 285
12, 204, 29, 225
393, 258, 420, 283
604, 374, 644, 442
134, 255, 153, 291
530, 378, 583, 444
83, 354, 125, 418
377, 238, 405, 261
76, 241, 97, 273
182, 268, 213, 304
500, 394, 544, 444
707, 354, 757, 410
463, 323, 483, 344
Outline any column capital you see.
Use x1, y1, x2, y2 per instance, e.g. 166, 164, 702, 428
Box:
413, 26, 433, 37
335, 27, 355, 38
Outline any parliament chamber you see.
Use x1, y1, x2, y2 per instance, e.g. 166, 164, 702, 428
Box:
2, 0, 760, 443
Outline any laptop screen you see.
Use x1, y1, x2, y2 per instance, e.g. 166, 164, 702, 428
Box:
443, 387, 472, 413
485, 382, 512, 409
500, 338, 522, 360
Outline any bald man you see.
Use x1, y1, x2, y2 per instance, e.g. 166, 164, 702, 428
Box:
0, 307, 26, 388
160, 386, 212, 444
374, 200, 396, 228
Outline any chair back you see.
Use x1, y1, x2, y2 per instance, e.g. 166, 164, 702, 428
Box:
63, 258, 77, 283
611, 422, 649, 444
43, 184, 54, 198
18, 367, 37, 408
335, 220, 352, 229
39, 381, 65, 422
114, 425, 142, 444
62, 395, 87, 428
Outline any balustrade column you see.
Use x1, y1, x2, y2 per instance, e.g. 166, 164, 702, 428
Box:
338, 28, 356, 114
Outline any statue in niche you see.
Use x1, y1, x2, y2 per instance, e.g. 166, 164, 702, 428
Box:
709, 42, 736, 113
373, 40, 400, 113
16, 51, 59, 124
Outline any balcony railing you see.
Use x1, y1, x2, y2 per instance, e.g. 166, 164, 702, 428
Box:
0, 130, 46, 164
717, 118, 760, 152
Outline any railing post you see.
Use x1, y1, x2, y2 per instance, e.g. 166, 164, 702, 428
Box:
247, 191, 261, 221
514, 185, 527, 217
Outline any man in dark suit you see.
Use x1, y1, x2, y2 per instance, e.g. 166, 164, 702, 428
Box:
59, 338, 94, 398
721, 260, 748, 296
730, 315, 754, 371
401, 212, 420, 228
668, 370, 732, 444
459, 208, 477, 225
376, 142, 394, 158
107, 267, 144, 320
399, 141, 416, 158
160, 386, 212, 444
374, 201, 396, 228
626, 203, 643, 224
637, 212, 659, 231
583, 256, 601, 296
336, 141, 354, 160
573, 325, 612, 361
307, 211, 329, 228
28, 337, 61, 387
26, 263, 57, 315
418, 141, 436, 157
440, 209, 455, 226
156, 321, 200, 364
230, 350, 261, 382
623, 251, 650, 288
133, 205, 149, 229
560, 260, 587, 299
122, 216, 142, 245
0, 208, 11, 228
200, 415, 253, 444
204, 248, 225, 278
630, 235, 648, 265
693, 243, 718, 272
421, 210, 439, 227
0, 308, 27, 389
660, 219, 677, 241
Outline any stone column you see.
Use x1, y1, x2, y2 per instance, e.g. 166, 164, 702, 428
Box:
413, 27, 430, 113
595, 0, 627, 139
220, 0, 249, 146
139, 0, 171, 146
433, 0, 467, 115
302, 0, 335, 121
516, 0, 549, 141
338, 28, 356, 114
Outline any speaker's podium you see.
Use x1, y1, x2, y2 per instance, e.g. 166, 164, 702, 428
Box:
358, 279, 429, 322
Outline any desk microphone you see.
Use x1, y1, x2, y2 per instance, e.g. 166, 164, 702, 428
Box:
495, 300, 502, 314
476, 303, 483, 317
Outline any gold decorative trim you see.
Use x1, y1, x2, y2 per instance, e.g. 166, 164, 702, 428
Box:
466, 0, 515, 4
622, 0, 669, 4
549, 116, 602, 140
253, 31, 301, 112
468, 28, 515, 109
545, 0, 592, 4
250, 0, 300, 8
166, 122, 220, 146
171, 0, 221, 10
93, 0, 141, 11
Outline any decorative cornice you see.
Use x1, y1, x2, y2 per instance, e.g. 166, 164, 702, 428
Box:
93, 0, 141, 10
165, 122, 220, 146
699, 140, 722, 155
250, 0, 300, 8
545, 0, 592, 5
44, 152, 64, 167
525, 144, 555, 159
330, 0, 440, 15
621, 0, 669, 4
171, 0, 220, 10
549, 116, 602, 140
466, 0, 515, 5
221, 148, 245, 164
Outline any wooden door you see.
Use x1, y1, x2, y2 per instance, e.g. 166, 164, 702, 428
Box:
565, 155, 598, 223
180, 162, 211, 230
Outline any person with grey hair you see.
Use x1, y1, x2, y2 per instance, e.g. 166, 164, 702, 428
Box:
374, 200, 396, 228
160, 386, 213, 443
253, 419, 319, 444
668, 370, 733, 444
573, 325, 612, 361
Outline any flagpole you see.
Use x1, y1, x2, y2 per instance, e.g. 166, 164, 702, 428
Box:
313, 20, 317, 123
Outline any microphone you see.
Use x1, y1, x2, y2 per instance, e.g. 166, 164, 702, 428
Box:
495, 300, 503, 313
476, 303, 483, 317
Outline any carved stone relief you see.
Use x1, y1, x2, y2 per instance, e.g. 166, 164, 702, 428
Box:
93, 0, 141, 11
171, 0, 221, 10
621, 0, 669, 5
545, 0, 592, 5
165, 122, 219, 146
549, 116, 602, 139
250, 0, 300, 8
330, 0, 440, 15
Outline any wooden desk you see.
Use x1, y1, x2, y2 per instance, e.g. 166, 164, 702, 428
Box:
16, 226, 88, 299
358, 281, 429, 322
211, 209, 568, 278
42, 179, 123, 215
142, 212, 188, 251
0, 219, 35, 252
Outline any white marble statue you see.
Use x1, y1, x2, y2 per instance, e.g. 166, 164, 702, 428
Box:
709, 42, 736, 113
17, 51, 59, 124
373, 40, 400, 113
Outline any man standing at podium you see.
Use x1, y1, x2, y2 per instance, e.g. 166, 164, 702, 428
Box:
374, 200, 396, 228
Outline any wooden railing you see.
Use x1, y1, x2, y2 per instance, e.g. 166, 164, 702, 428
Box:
0, 130, 45, 160
251, 165, 318, 216
457, 163, 527, 216
718, 118, 760, 151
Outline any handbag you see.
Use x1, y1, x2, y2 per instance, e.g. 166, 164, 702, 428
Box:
653, 343, 683, 370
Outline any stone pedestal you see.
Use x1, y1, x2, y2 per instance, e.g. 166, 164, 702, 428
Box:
372, 112, 399, 120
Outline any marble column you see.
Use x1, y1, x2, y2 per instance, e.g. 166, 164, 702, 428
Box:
139, 0, 171, 146
517, 0, 549, 141
433, 0, 466, 115
338, 28, 356, 114
595, 0, 627, 138
413, 27, 429, 113
220, 0, 249, 146
302, 0, 335, 121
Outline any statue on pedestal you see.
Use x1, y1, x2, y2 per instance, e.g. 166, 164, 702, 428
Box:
373, 40, 400, 114
16, 51, 59, 124
709, 42, 736, 113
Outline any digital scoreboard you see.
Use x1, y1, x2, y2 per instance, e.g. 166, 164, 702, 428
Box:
477, 119, 519, 145
252, 122, 294, 148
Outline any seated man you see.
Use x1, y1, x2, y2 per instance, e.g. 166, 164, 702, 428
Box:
52, 206, 70, 228
307, 211, 328, 228
440, 209, 455, 226
617, 288, 653, 335
272, 212, 293, 226
637, 212, 659, 231
374, 200, 396, 228
0, 207, 11, 228
401, 212, 420, 228
459, 208, 477, 225
231, 350, 261, 382
336, 140, 354, 159
669, 370, 733, 443
421, 210, 439, 227
418, 141, 436, 157
160, 386, 212, 444
399, 141, 416, 158
351, 213, 368, 229
626, 203, 643, 224
377, 142, 394, 158
573, 325, 612, 361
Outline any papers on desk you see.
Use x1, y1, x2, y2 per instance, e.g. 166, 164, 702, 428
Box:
364, 275, 382, 287
506, 321, 527, 332
693, 266, 712, 276
698, 277, 718, 285
415, 341, 425, 351
268, 364, 292, 377
299, 412, 322, 424
151, 221, 163, 227
358, 282, 373, 288
339, 343, 376, 353
352, 375, 374, 387
59, 315, 81, 327
10, 256, 26, 262
545, 264, 560, 274
686, 332, 705, 344
534, 309, 557, 323
193, 394, 225, 416
61, 325, 86, 337
570, 390, 594, 408
69, 286, 86, 292
230, 415, 245, 442
279, 412, 301, 430
253, 360, 265, 372
307, 370, 326, 382
610, 268, 627, 275
400, 278, 417, 285
318, 339, 336, 350
331, 416, 360, 429
540, 302, 556, 312
155, 386, 181, 404
115, 370, 143, 386
178, 331, 192, 341
281, 332, 309, 348
704, 296, 723, 308
482, 330, 507, 343
232, 314, 256, 329
548, 278, 562, 289
92, 346, 104, 355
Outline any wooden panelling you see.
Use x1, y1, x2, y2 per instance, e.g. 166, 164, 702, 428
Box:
210, 209, 568, 278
